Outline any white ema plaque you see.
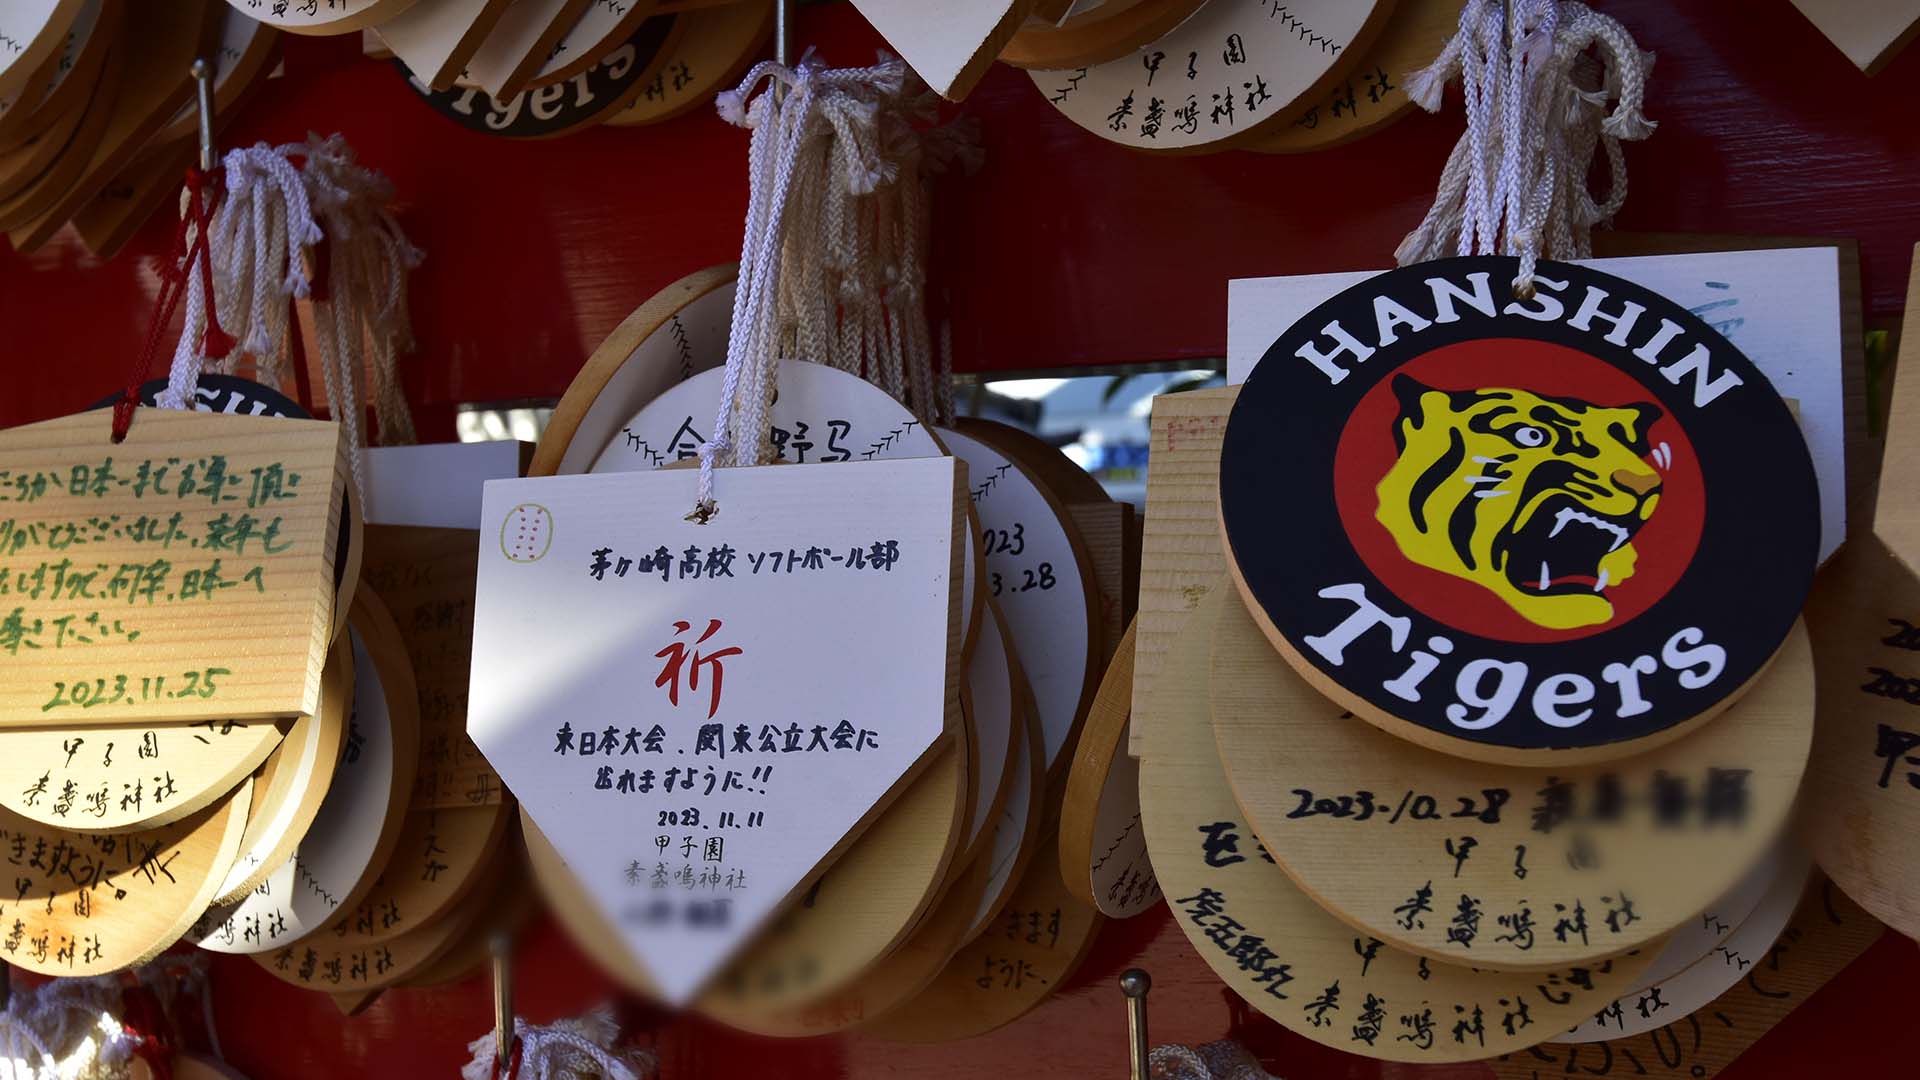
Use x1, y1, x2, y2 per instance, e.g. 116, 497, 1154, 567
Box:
468, 457, 963, 1004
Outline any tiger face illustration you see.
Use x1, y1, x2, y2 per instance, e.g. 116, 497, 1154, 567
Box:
1374, 375, 1667, 631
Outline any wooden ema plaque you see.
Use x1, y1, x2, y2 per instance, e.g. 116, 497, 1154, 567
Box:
362, 525, 503, 808
1000, 0, 1208, 71
1138, 588, 1651, 1062
534, 0, 664, 86
191, 590, 420, 955
1493, 874, 1886, 1080
605, 0, 771, 128
0, 0, 81, 100
1220, 257, 1821, 765
1560, 854, 1811, 1042
211, 631, 352, 905
461, 0, 594, 100
1800, 534, 1920, 940
315, 801, 509, 951
1210, 588, 1814, 971
375, 0, 516, 91
0, 408, 347, 725
938, 425, 1099, 776
846, 0, 1034, 101
256, 843, 509, 992
8, 0, 220, 252
962, 608, 1043, 937
1028, 0, 1393, 153
0, 775, 251, 976
469, 457, 965, 1005
1873, 242, 1920, 571
738, 841, 999, 1036
858, 833, 1103, 1043
0, 711, 282, 832
231, 0, 422, 36
1251, 0, 1458, 154
530, 263, 732, 478
1128, 384, 1239, 760
0, 0, 107, 151
1058, 619, 1161, 918
695, 731, 969, 1033
402, 14, 680, 139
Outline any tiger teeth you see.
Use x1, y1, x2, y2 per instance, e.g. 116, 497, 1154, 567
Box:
1548, 506, 1630, 551
1595, 568, 1610, 592
1539, 562, 1552, 590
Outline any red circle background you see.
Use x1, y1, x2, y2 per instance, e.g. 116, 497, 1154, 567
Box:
1331, 338, 1706, 644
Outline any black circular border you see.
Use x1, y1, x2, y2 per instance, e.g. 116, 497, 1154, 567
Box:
1220, 255, 1820, 752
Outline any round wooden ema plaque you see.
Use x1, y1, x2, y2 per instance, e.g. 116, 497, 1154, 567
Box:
938, 425, 1099, 777
0, 56, 91, 201
227, 0, 420, 36
0, 0, 81, 100
609, 356, 985, 658
999, 0, 1208, 71
7, 0, 223, 251
254, 841, 508, 993
857, 832, 1104, 1043
1027, 0, 1394, 153
1219, 256, 1822, 766
1560, 852, 1811, 1042
961, 601, 1019, 863
531, 264, 733, 477
0, 777, 252, 976
1799, 534, 1920, 941
211, 631, 353, 905
605, 0, 771, 128
953, 416, 1112, 506
1616, 842, 1783, 998
0, 0, 93, 145
1138, 588, 1652, 1062
1209, 587, 1814, 972
191, 591, 420, 955
0, 716, 283, 834
1058, 619, 1162, 917
694, 730, 969, 1026
520, 805, 660, 998
964, 664, 1045, 941
703, 837, 999, 1037
0, 28, 116, 227
399, 15, 681, 139
1250, 0, 1457, 154
318, 802, 511, 950
532, 0, 662, 86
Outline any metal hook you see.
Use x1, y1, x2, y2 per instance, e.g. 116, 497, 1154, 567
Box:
489, 931, 516, 1080
190, 57, 217, 172
1121, 968, 1151, 1080
775, 0, 794, 68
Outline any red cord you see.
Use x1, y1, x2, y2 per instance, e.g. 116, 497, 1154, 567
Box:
110, 167, 236, 443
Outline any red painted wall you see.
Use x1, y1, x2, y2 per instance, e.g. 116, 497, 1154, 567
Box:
3, 2, 1916, 1076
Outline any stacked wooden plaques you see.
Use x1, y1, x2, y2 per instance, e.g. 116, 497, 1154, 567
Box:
0, 376, 352, 976
386, 1, 781, 138
0, 1, 283, 257
502, 270, 1141, 1035
1131, 255, 1831, 1061
849, 0, 1454, 155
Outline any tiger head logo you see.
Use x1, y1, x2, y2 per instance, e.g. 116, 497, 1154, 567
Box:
1375, 375, 1666, 631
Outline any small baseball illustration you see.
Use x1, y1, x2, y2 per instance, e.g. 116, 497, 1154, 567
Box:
502, 503, 554, 563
